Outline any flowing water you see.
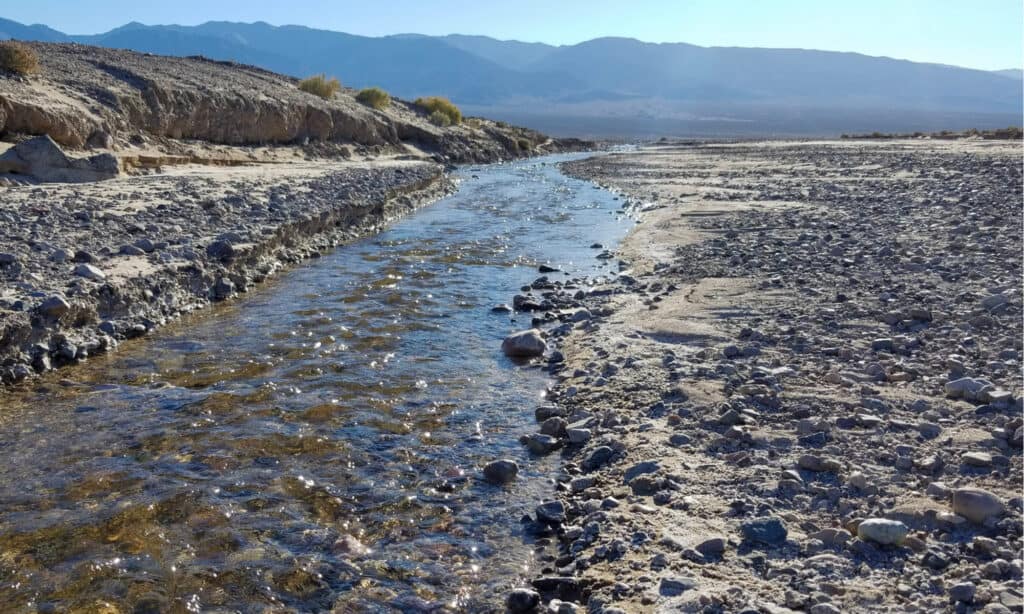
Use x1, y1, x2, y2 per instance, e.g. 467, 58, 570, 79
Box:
0, 154, 633, 613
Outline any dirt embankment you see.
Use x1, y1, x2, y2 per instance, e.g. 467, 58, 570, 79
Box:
503, 140, 1022, 613
0, 42, 586, 163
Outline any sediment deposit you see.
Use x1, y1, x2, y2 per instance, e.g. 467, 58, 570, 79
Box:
506, 139, 1022, 613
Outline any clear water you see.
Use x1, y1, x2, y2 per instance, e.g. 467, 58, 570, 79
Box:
0, 154, 633, 613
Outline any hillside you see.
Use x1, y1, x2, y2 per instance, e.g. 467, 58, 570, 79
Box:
0, 17, 1019, 136
0, 41, 573, 162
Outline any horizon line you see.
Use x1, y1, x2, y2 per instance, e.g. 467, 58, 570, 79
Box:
4, 16, 1020, 72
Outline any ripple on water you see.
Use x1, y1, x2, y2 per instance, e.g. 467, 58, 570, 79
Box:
0, 154, 634, 610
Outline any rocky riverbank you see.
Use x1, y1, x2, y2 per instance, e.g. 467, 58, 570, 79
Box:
0, 157, 458, 384
502, 139, 1022, 612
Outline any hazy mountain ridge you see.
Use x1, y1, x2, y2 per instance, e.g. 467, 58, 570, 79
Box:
993, 68, 1023, 80
0, 17, 1020, 136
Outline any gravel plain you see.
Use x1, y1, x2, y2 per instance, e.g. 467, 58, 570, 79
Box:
500, 139, 1022, 613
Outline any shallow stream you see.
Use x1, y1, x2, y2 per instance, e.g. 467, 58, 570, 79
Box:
0, 154, 633, 612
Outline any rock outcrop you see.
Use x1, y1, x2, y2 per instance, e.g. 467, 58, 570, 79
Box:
0, 135, 119, 182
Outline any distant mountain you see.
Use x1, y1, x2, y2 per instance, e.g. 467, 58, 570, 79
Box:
993, 68, 1023, 80
63, 21, 580, 104
0, 18, 1019, 136
436, 34, 556, 71
527, 37, 1020, 113
0, 17, 68, 42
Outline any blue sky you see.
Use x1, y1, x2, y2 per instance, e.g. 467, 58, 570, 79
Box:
4, 0, 1022, 70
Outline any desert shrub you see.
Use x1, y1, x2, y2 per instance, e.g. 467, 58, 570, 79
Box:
355, 86, 390, 110
517, 137, 532, 150
415, 96, 461, 125
0, 41, 39, 76
427, 110, 452, 127
298, 74, 341, 100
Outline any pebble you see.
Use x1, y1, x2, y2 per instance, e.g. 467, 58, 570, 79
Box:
566, 427, 591, 444
944, 376, 991, 401
536, 500, 566, 525
582, 446, 614, 471
963, 451, 994, 467
695, 536, 727, 556
483, 459, 519, 484
502, 329, 546, 357
949, 582, 976, 604
847, 471, 869, 490
524, 433, 560, 455
73, 263, 106, 281
740, 517, 787, 545
506, 588, 540, 613
38, 295, 71, 318
659, 576, 697, 596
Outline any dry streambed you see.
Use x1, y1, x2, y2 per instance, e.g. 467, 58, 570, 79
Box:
502, 140, 1022, 613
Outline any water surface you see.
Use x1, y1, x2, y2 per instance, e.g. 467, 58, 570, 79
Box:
0, 154, 632, 612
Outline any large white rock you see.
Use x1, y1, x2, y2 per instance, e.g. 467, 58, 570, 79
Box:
0, 135, 118, 183
501, 328, 546, 357
857, 518, 909, 545
944, 377, 992, 401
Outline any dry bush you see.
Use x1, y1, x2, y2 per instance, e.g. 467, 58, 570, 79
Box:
355, 87, 391, 110
415, 96, 462, 125
0, 41, 39, 76
427, 110, 452, 127
298, 74, 341, 100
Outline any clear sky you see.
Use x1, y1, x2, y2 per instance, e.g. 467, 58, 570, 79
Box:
4, 0, 1022, 70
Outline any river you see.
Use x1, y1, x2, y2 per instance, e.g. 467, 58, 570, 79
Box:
0, 153, 633, 612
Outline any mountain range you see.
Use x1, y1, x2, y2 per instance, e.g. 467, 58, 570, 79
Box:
1, 17, 1021, 137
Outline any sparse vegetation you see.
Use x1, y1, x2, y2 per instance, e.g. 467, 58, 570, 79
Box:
517, 137, 532, 151
841, 127, 1022, 140
355, 87, 391, 110
0, 41, 39, 76
427, 110, 452, 127
415, 96, 462, 125
298, 74, 341, 100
